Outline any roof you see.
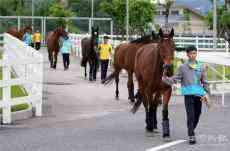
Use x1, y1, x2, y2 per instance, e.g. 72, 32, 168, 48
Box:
156, 4, 205, 19
177, 5, 205, 18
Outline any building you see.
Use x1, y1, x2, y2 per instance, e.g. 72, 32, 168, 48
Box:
152, 1, 212, 35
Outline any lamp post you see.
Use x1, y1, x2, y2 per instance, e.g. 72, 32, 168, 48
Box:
213, 0, 217, 51
158, 0, 175, 25
32, 0, 34, 31
91, 0, 94, 26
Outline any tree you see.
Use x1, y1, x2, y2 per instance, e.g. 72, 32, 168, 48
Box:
0, 0, 29, 16
205, 6, 230, 37
129, 0, 156, 35
161, 0, 175, 24
49, 2, 75, 27
100, 0, 155, 35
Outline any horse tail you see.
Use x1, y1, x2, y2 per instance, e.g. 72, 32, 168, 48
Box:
131, 91, 143, 114
102, 71, 117, 85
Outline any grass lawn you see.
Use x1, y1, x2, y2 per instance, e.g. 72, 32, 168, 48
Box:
0, 52, 30, 114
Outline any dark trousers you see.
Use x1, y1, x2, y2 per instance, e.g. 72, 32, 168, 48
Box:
35, 42, 41, 50
62, 53, 70, 69
89, 59, 98, 81
100, 59, 109, 80
184, 95, 202, 136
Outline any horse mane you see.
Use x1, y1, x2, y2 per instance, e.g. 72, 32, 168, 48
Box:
130, 32, 158, 44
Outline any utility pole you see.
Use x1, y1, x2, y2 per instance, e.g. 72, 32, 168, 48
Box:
32, 0, 34, 31
126, 0, 129, 41
212, 0, 218, 86
91, 0, 94, 26
213, 0, 217, 51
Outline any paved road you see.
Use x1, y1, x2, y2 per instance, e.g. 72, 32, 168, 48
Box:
0, 48, 230, 151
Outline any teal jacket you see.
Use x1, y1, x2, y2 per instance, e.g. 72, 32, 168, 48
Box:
23, 32, 32, 46
163, 60, 210, 96
61, 39, 71, 54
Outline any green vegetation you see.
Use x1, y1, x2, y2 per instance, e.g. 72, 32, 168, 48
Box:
100, 0, 155, 36
0, 53, 30, 113
0, 0, 158, 35
173, 58, 230, 81
206, 5, 230, 38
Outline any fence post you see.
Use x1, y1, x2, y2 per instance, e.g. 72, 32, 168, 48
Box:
2, 54, 12, 124
196, 36, 199, 56
35, 57, 43, 117
17, 16, 21, 31
222, 65, 226, 106
225, 41, 229, 56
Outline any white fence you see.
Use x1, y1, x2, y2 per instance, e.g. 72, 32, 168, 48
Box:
69, 34, 229, 57
0, 33, 43, 124
174, 36, 229, 53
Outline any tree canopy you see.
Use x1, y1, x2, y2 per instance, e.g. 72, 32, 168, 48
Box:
205, 5, 230, 38
100, 0, 155, 35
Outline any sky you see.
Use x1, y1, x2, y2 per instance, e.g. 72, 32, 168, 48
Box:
176, 0, 224, 15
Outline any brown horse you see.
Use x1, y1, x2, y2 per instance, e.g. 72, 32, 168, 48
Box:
102, 32, 158, 103
46, 27, 68, 69
7, 26, 32, 40
133, 28, 175, 140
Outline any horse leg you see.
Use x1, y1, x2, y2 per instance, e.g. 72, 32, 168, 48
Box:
48, 50, 53, 68
89, 61, 93, 81
153, 92, 161, 131
84, 64, 87, 79
53, 51, 58, 69
115, 71, 120, 100
127, 71, 135, 103
162, 88, 172, 140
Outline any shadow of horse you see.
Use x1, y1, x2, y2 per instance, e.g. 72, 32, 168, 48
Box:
7, 26, 32, 40
80, 27, 99, 81
103, 31, 159, 103
46, 27, 68, 69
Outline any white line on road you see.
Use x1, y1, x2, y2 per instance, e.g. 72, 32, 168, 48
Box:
146, 140, 187, 151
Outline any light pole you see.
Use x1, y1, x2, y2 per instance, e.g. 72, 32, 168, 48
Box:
32, 0, 34, 31
126, 0, 129, 41
213, 0, 217, 51
91, 0, 94, 26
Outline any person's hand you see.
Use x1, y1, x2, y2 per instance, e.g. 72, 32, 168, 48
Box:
200, 94, 210, 108
162, 74, 168, 81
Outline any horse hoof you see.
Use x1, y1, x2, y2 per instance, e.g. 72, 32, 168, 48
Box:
145, 129, 154, 137
153, 129, 160, 134
163, 136, 172, 142
130, 98, 135, 103
129, 100, 135, 105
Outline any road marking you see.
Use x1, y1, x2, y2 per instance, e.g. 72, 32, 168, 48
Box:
146, 140, 186, 151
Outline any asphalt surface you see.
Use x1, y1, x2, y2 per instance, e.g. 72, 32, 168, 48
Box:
0, 48, 229, 151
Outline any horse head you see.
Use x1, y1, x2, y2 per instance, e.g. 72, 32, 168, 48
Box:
89, 26, 99, 56
54, 27, 68, 38
158, 28, 176, 76
24, 26, 32, 33
91, 26, 99, 46
7, 27, 19, 38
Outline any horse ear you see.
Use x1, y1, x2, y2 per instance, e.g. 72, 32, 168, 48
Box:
169, 28, 174, 38
158, 28, 163, 38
